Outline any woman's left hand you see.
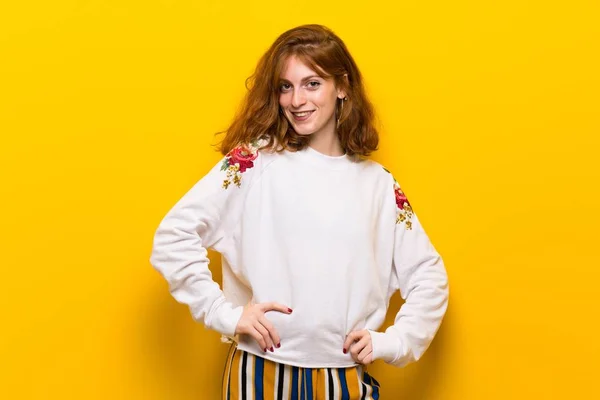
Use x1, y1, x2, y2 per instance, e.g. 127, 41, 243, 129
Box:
343, 330, 374, 365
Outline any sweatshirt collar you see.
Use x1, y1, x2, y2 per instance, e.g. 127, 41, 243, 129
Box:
300, 145, 352, 170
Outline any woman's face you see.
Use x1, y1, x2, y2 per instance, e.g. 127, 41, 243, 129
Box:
278, 55, 346, 138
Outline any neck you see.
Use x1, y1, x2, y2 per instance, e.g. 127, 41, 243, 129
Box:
308, 116, 344, 156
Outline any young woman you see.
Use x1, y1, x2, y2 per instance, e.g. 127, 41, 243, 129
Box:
150, 24, 449, 399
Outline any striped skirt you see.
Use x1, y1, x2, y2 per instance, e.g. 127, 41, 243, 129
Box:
222, 343, 381, 399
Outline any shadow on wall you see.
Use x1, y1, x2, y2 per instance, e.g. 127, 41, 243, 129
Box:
140, 250, 229, 399
370, 292, 451, 399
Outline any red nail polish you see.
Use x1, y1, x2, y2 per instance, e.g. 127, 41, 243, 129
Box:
264, 348, 267, 352
288, 308, 293, 313
343, 348, 347, 354
276, 343, 281, 348
269, 347, 274, 352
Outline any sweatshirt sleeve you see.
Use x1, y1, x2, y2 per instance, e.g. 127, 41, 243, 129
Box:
149, 141, 265, 337
369, 176, 450, 367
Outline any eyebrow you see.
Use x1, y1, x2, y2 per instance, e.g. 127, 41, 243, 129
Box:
279, 75, 322, 83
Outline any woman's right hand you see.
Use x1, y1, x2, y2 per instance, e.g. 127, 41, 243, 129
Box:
234, 301, 292, 352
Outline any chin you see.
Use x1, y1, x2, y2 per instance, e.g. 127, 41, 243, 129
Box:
289, 123, 316, 136
294, 129, 314, 137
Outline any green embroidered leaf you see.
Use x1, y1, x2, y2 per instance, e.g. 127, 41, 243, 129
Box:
220, 158, 230, 171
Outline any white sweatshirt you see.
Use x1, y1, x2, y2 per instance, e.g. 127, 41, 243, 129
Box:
149, 138, 449, 368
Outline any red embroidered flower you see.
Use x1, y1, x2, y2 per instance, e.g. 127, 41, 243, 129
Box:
221, 141, 262, 189
395, 186, 410, 210
228, 145, 258, 173
383, 166, 414, 230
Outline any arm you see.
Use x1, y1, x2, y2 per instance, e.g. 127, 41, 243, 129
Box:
369, 180, 450, 367
149, 142, 263, 337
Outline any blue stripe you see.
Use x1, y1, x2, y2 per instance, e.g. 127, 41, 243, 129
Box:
373, 382, 380, 400
363, 371, 370, 386
300, 368, 305, 399
338, 368, 350, 400
369, 372, 381, 388
365, 372, 379, 400
306, 368, 313, 399
291, 366, 299, 400
254, 355, 264, 400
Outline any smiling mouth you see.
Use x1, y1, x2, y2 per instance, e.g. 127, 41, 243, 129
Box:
291, 110, 315, 116
290, 110, 315, 122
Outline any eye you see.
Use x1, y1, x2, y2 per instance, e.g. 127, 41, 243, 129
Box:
280, 83, 291, 92
307, 81, 321, 89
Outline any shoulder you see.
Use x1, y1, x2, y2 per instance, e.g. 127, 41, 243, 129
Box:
366, 160, 415, 231
356, 158, 398, 186
220, 136, 278, 189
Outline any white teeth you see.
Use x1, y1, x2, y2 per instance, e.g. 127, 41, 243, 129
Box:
293, 111, 312, 117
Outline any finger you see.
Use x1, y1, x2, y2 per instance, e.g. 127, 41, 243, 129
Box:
343, 331, 362, 352
351, 334, 370, 353
254, 321, 273, 351
357, 343, 373, 364
260, 302, 293, 314
259, 315, 281, 348
350, 334, 370, 359
247, 326, 267, 351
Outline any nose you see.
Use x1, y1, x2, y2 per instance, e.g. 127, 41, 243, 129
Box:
291, 89, 306, 108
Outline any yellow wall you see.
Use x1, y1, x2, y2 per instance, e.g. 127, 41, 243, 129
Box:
1, 1, 598, 398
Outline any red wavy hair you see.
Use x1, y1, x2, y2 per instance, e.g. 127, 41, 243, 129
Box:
215, 24, 379, 158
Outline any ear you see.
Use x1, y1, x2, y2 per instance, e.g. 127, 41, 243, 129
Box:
337, 73, 349, 99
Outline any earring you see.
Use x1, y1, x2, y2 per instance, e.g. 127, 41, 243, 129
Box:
336, 97, 347, 128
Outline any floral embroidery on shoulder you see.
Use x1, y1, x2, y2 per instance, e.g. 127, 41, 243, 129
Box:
393, 180, 414, 230
383, 166, 414, 230
220, 138, 264, 189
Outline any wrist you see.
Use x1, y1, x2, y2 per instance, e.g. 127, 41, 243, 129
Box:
368, 329, 402, 363
210, 303, 244, 337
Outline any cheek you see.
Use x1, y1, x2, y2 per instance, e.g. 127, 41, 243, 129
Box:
279, 93, 290, 108
312, 90, 335, 109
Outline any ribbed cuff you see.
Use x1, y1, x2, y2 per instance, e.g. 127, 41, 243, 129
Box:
209, 303, 244, 337
368, 329, 402, 364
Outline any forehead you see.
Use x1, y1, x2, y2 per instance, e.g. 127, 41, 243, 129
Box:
280, 55, 324, 81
